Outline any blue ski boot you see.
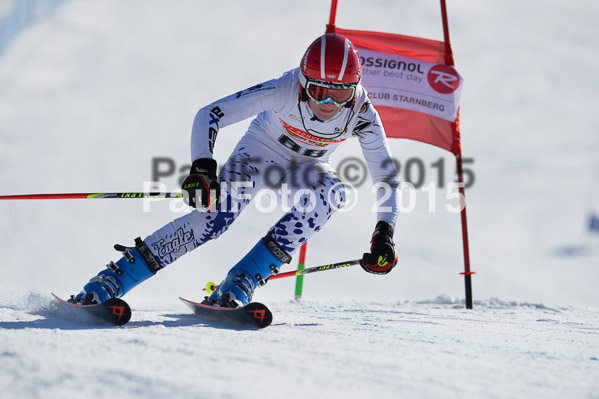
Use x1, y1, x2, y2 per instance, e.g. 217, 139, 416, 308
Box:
205, 236, 292, 308
70, 237, 162, 304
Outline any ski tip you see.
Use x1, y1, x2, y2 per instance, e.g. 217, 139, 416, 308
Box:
51, 292, 71, 304
51, 293, 131, 326
179, 297, 197, 305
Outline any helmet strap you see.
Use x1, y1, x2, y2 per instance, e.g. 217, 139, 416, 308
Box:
300, 86, 309, 102
344, 96, 355, 109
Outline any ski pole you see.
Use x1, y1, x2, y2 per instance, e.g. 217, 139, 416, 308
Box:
269, 259, 360, 281
204, 259, 361, 294
0, 192, 183, 200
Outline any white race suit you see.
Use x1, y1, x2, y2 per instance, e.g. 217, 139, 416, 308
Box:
144, 68, 399, 267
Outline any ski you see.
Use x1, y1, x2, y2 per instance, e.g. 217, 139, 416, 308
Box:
179, 297, 272, 329
51, 293, 131, 326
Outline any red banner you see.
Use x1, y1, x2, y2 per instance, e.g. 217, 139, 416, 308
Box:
335, 27, 462, 155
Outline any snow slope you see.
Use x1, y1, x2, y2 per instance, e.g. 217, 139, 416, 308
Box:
1, 296, 598, 399
1, 0, 599, 398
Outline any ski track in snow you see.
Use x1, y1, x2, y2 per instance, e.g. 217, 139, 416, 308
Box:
1, 295, 598, 399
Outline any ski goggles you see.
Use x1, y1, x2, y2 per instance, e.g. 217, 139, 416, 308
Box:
305, 80, 356, 107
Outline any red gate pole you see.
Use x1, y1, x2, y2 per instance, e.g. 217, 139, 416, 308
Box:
326, 0, 338, 33
440, 0, 454, 65
456, 155, 474, 309
441, 0, 474, 309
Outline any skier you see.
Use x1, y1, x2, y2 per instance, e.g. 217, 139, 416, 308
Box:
70, 33, 400, 308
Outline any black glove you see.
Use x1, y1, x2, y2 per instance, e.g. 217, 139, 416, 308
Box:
360, 221, 397, 275
181, 158, 220, 210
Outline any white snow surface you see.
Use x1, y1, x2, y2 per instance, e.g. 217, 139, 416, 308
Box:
1, 1, 599, 398
2, 295, 599, 399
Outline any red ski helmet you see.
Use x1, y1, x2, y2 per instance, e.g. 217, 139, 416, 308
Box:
299, 33, 361, 107
300, 33, 361, 85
